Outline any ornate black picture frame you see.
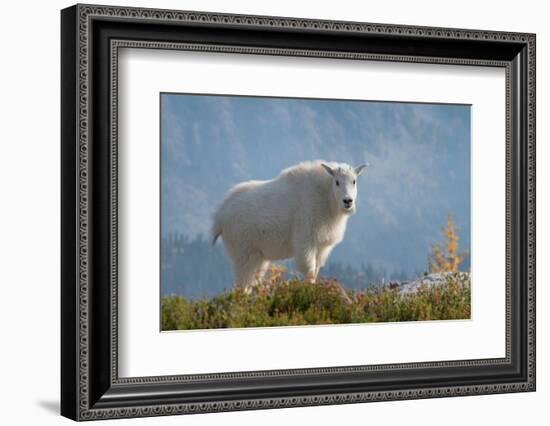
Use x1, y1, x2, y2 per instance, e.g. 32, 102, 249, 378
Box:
61, 3, 536, 421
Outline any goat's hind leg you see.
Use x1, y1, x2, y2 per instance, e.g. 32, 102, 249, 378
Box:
232, 251, 264, 292
256, 260, 270, 283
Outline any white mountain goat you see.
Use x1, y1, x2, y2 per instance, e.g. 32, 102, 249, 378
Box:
211, 160, 368, 289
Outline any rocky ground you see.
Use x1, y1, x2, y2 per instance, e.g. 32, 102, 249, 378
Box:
388, 271, 471, 295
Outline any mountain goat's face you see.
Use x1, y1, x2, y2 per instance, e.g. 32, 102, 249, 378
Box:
322, 163, 368, 214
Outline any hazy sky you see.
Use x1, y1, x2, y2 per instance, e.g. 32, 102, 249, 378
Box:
161, 93, 470, 275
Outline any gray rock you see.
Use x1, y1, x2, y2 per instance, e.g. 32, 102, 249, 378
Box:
395, 272, 469, 295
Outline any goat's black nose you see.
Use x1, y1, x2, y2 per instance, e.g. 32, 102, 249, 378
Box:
343, 198, 353, 206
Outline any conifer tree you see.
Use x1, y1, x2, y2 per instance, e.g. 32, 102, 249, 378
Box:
430, 214, 467, 273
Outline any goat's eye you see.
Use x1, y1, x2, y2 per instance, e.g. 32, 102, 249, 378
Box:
353, 180, 356, 185
336, 180, 340, 186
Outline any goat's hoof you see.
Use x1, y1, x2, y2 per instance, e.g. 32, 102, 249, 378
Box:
304, 274, 316, 284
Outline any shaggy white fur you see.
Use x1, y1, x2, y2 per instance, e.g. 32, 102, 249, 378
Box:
211, 160, 368, 288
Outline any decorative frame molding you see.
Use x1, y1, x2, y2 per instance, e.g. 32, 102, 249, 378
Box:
61, 4, 535, 421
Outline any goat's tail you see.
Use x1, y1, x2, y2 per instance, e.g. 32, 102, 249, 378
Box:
211, 214, 222, 246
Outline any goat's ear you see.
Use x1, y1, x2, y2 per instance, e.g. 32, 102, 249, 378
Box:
354, 164, 369, 176
321, 163, 335, 176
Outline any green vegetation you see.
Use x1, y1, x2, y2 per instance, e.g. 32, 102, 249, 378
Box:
161, 272, 470, 330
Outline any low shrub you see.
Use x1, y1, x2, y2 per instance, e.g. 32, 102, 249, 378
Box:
161, 272, 470, 330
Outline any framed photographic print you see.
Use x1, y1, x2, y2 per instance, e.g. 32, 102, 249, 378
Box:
61, 3, 536, 421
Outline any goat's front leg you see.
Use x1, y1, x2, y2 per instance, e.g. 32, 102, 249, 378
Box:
315, 245, 334, 278
295, 246, 317, 283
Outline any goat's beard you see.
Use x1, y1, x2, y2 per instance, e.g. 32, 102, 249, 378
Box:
342, 205, 356, 215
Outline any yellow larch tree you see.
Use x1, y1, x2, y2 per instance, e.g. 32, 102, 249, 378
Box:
430, 214, 467, 273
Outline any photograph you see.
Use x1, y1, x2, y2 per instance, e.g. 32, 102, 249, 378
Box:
160, 93, 472, 330
58, 3, 536, 420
